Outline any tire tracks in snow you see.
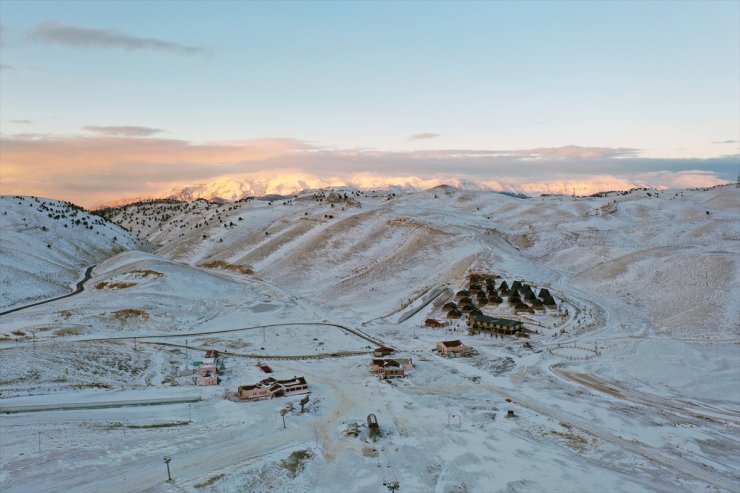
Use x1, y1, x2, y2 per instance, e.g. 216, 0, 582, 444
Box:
400, 382, 739, 493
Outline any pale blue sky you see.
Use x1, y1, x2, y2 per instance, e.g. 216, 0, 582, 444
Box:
0, 1, 738, 204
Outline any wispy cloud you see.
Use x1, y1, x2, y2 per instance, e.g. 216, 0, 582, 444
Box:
83, 125, 165, 137
29, 21, 210, 56
0, 133, 734, 206
516, 145, 639, 160
10, 119, 32, 124
409, 133, 440, 141
0, 63, 13, 71
711, 140, 737, 144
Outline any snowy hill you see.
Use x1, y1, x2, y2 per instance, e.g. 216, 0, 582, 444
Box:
100, 184, 739, 335
1, 185, 739, 493
0, 196, 150, 311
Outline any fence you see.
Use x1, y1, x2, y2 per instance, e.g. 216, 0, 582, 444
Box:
0, 395, 202, 414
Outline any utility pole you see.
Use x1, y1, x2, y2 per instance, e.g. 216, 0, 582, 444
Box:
163, 456, 173, 482
280, 409, 287, 429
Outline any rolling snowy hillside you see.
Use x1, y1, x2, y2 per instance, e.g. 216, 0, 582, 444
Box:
101, 184, 739, 336
1, 185, 738, 493
0, 196, 149, 311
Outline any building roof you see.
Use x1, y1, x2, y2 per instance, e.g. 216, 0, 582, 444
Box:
470, 314, 522, 327
277, 376, 307, 386
440, 339, 465, 348
205, 349, 220, 358
371, 358, 411, 367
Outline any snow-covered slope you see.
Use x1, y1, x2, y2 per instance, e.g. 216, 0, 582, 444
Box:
101, 184, 738, 336
0, 196, 149, 310
2, 185, 738, 493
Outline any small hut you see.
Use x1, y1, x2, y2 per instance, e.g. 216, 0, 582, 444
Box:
460, 303, 476, 313
530, 297, 545, 310
514, 302, 534, 313
436, 339, 472, 357
455, 290, 470, 299
458, 296, 473, 306
542, 295, 557, 307
373, 346, 395, 357
447, 308, 463, 319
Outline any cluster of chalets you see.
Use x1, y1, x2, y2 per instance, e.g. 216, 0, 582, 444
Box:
443, 274, 556, 320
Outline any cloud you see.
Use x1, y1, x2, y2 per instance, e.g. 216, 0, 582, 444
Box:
409, 133, 440, 141
0, 133, 734, 207
711, 140, 737, 144
29, 21, 210, 56
9, 119, 32, 124
83, 125, 164, 137
0, 64, 13, 71
514, 145, 639, 160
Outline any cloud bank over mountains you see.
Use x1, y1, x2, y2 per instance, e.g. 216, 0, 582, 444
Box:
1, 132, 734, 207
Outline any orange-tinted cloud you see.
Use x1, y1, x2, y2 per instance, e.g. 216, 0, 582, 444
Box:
0, 133, 733, 207
408, 133, 440, 141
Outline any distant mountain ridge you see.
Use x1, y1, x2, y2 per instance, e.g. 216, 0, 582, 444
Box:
94, 177, 529, 208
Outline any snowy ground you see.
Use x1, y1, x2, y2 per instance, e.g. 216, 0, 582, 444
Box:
1, 185, 738, 492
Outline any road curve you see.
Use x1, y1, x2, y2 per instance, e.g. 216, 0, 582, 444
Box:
0, 265, 95, 316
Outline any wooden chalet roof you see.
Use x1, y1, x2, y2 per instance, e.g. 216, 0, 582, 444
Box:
374, 346, 395, 353
440, 339, 465, 348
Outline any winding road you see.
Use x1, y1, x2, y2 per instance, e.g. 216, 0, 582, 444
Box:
0, 265, 95, 316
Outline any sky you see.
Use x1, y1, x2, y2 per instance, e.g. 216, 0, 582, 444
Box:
0, 0, 738, 206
